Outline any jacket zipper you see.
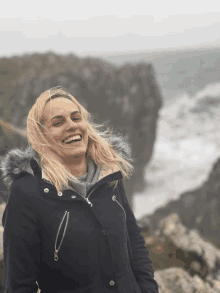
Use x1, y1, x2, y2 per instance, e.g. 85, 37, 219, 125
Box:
71, 188, 96, 207
77, 190, 94, 207
54, 211, 70, 261
77, 186, 97, 206
86, 186, 97, 201
53, 189, 97, 261
112, 195, 127, 221
112, 194, 134, 268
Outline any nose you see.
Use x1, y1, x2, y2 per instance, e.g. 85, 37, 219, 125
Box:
65, 117, 78, 130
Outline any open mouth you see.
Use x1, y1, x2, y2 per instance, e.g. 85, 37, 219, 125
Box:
62, 135, 82, 144
65, 139, 81, 144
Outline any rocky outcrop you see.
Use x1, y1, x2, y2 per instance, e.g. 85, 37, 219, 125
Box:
138, 153, 220, 246
155, 267, 220, 293
154, 213, 220, 279
0, 52, 162, 207
0, 120, 28, 203
0, 120, 27, 156
140, 213, 220, 284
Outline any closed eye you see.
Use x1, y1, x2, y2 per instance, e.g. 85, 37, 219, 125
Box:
53, 118, 81, 126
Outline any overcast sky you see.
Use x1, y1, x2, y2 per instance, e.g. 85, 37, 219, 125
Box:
1, 0, 220, 57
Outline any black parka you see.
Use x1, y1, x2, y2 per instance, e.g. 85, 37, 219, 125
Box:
1, 140, 159, 293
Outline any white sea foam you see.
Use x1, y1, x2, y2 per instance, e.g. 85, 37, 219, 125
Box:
134, 83, 220, 219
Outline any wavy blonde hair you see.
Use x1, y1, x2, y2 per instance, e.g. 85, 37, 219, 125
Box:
26, 87, 133, 194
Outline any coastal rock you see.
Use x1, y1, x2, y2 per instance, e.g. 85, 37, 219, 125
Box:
138, 152, 220, 247
154, 213, 220, 278
0, 52, 162, 207
155, 267, 220, 293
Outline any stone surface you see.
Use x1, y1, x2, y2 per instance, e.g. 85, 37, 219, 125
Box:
138, 154, 220, 247
152, 213, 220, 280
155, 267, 220, 293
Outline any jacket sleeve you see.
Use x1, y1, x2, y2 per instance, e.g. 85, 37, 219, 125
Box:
2, 181, 41, 293
118, 181, 159, 293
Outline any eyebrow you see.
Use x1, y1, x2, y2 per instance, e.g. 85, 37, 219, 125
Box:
51, 111, 81, 121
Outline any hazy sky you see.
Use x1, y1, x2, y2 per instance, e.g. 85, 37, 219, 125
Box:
1, 0, 220, 57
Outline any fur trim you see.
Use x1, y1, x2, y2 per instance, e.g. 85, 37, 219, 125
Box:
0, 134, 132, 190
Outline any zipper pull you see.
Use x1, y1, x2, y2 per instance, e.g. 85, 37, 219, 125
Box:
54, 251, 58, 261
86, 198, 93, 207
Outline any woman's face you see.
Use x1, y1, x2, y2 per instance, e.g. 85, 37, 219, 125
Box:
43, 97, 88, 160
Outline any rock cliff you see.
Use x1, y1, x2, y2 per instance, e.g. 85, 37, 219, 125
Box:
0, 52, 162, 207
138, 154, 220, 248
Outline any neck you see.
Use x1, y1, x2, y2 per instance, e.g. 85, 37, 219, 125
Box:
63, 156, 87, 178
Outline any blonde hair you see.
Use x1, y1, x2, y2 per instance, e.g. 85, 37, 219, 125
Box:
27, 87, 133, 194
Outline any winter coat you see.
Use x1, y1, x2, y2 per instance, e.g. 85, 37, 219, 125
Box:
0, 136, 159, 293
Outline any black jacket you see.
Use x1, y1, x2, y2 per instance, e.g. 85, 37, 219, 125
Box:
1, 137, 158, 293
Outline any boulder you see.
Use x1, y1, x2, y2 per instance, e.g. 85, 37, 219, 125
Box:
152, 213, 220, 280
155, 267, 220, 293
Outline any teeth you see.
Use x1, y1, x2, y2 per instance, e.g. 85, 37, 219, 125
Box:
63, 135, 81, 143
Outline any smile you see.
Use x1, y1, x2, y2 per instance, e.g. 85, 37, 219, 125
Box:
62, 134, 82, 144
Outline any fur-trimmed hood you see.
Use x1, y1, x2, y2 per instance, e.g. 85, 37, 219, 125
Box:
0, 134, 132, 192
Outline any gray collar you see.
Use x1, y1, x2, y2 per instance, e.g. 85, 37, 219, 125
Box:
68, 160, 101, 197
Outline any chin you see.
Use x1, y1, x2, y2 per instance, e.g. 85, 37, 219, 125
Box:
66, 149, 87, 158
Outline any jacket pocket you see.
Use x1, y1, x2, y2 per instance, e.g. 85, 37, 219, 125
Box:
54, 211, 69, 261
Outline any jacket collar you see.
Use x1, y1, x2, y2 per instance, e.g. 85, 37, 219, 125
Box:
0, 134, 132, 192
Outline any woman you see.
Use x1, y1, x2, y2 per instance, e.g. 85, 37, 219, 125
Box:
1, 87, 158, 293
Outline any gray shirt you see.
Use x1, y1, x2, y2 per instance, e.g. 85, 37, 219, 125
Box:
68, 160, 101, 198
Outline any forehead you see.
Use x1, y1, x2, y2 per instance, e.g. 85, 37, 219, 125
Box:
43, 97, 79, 118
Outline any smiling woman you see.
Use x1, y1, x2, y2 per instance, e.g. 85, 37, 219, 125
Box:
1, 86, 159, 293
26, 86, 132, 194
42, 97, 89, 178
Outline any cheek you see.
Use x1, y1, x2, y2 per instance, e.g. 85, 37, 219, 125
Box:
50, 130, 60, 138
84, 132, 89, 144
84, 131, 89, 146
48, 129, 62, 140
81, 123, 88, 136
